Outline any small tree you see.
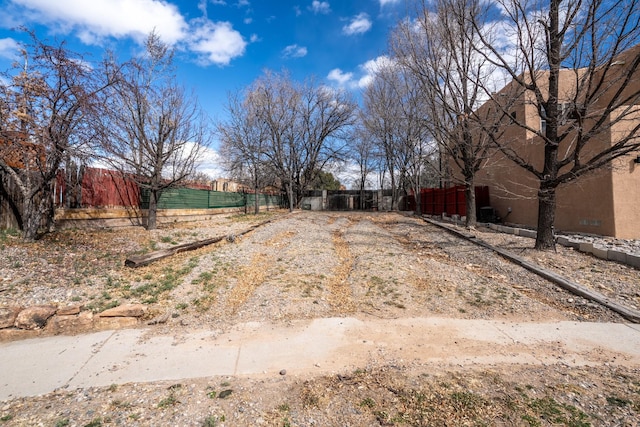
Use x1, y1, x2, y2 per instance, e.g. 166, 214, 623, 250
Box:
0, 31, 112, 240
308, 170, 342, 190
99, 32, 211, 229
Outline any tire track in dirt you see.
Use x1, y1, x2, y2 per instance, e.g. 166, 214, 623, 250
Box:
224, 229, 297, 314
327, 226, 356, 313
226, 252, 269, 314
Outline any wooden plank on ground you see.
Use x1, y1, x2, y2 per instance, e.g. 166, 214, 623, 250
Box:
124, 217, 278, 268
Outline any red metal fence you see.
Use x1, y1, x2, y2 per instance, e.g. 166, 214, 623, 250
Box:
54, 167, 140, 208
407, 185, 490, 216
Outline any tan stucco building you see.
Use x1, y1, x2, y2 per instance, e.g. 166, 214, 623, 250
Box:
467, 47, 640, 239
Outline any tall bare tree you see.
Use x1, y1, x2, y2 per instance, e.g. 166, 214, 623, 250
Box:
390, 0, 501, 227
99, 32, 211, 230
361, 66, 403, 210
0, 31, 113, 240
362, 64, 435, 214
245, 70, 356, 210
217, 90, 270, 214
472, 0, 640, 249
350, 122, 377, 209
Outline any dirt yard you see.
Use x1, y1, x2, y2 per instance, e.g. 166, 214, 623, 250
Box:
1, 211, 639, 426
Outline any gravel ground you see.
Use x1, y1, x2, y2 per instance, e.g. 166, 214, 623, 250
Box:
1, 210, 639, 426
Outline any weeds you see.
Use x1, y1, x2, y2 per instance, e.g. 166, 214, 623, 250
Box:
525, 397, 590, 427
158, 386, 181, 409
202, 414, 225, 426
85, 296, 119, 313
160, 236, 176, 244
83, 418, 103, 427
360, 397, 376, 408
125, 258, 199, 304
0, 228, 19, 246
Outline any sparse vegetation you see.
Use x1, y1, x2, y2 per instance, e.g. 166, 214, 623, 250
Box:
1, 213, 638, 425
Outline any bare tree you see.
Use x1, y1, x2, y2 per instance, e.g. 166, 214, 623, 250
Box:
246, 70, 298, 211
0, 31, 112, 240
472, 0, 640, 249
350, 122, 377, 209
246, 70, 356, 210
217, 90, 270, 214
390, 0, 501, 227
361, 66, 403, 210
99, 32, 211, 230
362, 65, 435, 214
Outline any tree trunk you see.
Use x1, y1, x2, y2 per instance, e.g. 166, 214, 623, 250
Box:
287, 181, 294, 212
465, 182, 476, 228
254, 190, 259, 215
390, 173, 398, 211
535, 185, 556, 250
414, 187, 422, 216
148, 190, 159, 230
21, 196, 39, 242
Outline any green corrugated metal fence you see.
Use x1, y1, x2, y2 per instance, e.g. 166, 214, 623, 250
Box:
140, 188, 283, 210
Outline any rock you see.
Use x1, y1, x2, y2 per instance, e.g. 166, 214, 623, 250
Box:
95, 316, 139, 330
14, 305, 57, 330
46, 312, 94, 334
0, 328, 30, 341
0, 306, 22, 329
56, 305, 83, 316
147, 312, 170, 325
99, 304, 147, 318
279, 369, 287, 376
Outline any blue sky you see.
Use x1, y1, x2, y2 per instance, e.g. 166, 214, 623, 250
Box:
0, 0, 407, 179
0, 0, 405, 122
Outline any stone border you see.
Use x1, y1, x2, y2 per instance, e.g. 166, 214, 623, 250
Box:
483, 223, 640, 270
431, 214, 640, 270
0, 304, 148, 341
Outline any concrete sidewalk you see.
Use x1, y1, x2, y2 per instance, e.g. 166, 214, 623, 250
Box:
2, 317, 640, 401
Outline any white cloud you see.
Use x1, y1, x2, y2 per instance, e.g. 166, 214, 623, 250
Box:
7, 0, 249, 66
250, 34, 260, 43
358, 55, 394, 87
188, 20, 246, 66
327, 68, 353, 85
195, 145, 224, 179
282, 44, 307, 58
326, 56, 395, 89
0, 38, 20, 60
343, 13, 372, 35
310, 1, 331, 14
197, 0, 208, 16
11, 0, 187, 45
379, 0, 401, 6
